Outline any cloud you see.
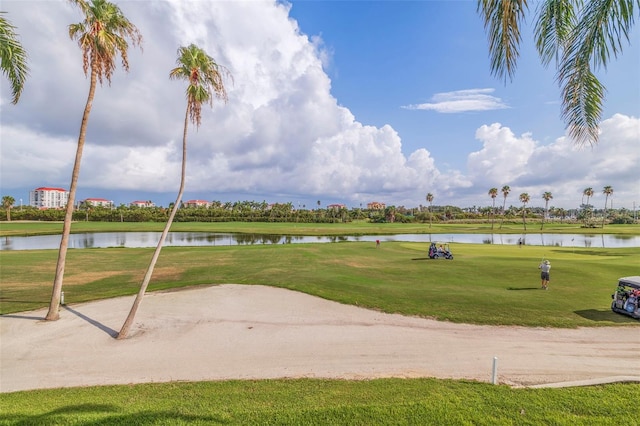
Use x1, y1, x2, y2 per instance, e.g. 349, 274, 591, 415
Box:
0, 0, 445, 205
402, 88, 509, 113
0, 1, 637, 210
463, 114, 640, 208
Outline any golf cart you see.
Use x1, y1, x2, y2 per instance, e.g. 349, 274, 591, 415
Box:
611, 276, 640, 320
428, 242, 453, 260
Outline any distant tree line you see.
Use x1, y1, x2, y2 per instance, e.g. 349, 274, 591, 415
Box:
2, 198, 636, 225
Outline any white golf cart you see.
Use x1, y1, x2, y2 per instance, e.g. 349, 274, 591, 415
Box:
611, 276, 640, 320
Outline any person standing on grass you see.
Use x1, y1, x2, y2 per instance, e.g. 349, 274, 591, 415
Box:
539, 260, 551, 290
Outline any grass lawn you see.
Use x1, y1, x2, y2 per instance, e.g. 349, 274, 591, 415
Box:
1, 378, 638, 425
1, 241, 638, 327
1, 220, 639, 236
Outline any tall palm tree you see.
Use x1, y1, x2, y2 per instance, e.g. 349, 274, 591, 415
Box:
541, 191, 553, 230
0, 12, 28, 104
519, 192, 530, 231
2, 195, 15, 221
45, 0, 142, 321
426, 193, 434, 228
602, 185, 614, 228
499, 185, 510, 229
118, 44, 230, 339
488, 188, 498, 230
478, 0, 638, 145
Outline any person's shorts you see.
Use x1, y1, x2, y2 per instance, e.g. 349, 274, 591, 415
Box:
541, 271, 550, 281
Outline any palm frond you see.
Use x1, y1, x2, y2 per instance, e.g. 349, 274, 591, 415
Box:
477, 0, 529, 82
0, 12, 29, 104
556, 0, 637, 145
171, 44, 231, 127
69, 0, 142, 84
534, 0, 577, 66
558, 58, 604, 145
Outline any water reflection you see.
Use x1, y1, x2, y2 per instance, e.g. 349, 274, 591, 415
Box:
1, 231, 639, 251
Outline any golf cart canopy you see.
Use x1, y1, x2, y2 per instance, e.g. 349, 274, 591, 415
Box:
618, 276, 640, 289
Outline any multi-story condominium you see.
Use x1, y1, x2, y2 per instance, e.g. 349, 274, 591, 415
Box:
29, 187, 69, 209
83, 198, 114, 208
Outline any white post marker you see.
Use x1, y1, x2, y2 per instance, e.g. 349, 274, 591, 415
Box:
61, 291, 65, 305
492, 356, 498, 385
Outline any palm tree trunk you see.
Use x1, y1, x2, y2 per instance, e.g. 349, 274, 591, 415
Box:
118, 105, 190, 339
522, 208, 527, 231
499, 199, 506, 229
45, 66, 97, 321
491, 200, 495, 230
602, 196, 608, 228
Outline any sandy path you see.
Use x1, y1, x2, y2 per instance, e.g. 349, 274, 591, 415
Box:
1, 284, 639, 393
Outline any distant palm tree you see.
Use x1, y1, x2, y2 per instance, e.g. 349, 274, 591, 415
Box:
488, 188, 498, 230
46, 0, 142, 322
519, 192, 530, 231
582, 187, 594, 222
2, 195, 15, 221
426, 193, 434, 228
118, 43, 230, 339
0, 12, 28, 104
499, 185, 510, 229
582, 187, 594, 207
602, 185, 614, 228
478, 0, 639, 145
541, 191, 553, 230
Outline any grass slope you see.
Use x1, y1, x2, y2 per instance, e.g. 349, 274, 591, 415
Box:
1, 379, 639, 425
1, 220, 639, 236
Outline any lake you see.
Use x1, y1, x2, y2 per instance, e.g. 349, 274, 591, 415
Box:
2, 232, 639, 250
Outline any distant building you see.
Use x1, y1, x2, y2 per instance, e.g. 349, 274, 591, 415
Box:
130, 200, 155, 208
183, 200, 211, 208
367, 201, 386, 210
83, 198, 113, 208
29, 187, 69, 209
327, 203, 346, 210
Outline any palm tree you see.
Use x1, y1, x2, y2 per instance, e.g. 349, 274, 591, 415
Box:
2, 195, 15, 221
499, 185, 510, 229
583, 187, 594, 207
488, 188, 498, 230
602, 185, 614, 228
519, 192, 530, 230
45, 0, 142, 321
582, 187, 594, 224
478, 0, 638, 145
541, 191, 553, 230
0, 11, 28, 104
426, 193, 434, 228
118, 44, 230, 339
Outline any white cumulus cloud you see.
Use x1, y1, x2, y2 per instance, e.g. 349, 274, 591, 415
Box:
402, 88, 509, 113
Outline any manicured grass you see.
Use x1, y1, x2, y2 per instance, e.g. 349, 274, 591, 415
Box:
2, 242, 638, 327
0, 378, 638, 425
1, 220, 639, 236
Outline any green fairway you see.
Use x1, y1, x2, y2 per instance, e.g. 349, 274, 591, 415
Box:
1, 378, 638, 425
1, 241, 638, 327
1, 220, 639, 236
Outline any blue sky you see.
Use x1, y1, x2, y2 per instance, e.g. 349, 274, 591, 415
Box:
1, 0, 639, 210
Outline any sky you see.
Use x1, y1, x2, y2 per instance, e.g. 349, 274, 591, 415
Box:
1, 0, 639, 210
